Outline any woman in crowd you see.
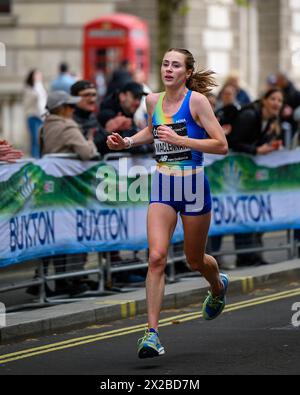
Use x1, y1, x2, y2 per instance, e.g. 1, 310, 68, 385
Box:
23, 69, 47, 158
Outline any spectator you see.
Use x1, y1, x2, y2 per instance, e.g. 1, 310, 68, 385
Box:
276, 72, 300, 135
224, 72, 251, 106
276, 72, 300, 112
106, 60, 133, 96
99, 81, 152, 154
293, 106, 300, 148
215, 84, 240, 135
71, 80, 111, 156
50, 62, 77, 93
23, 69, 47, 158
206, 92, 217, 112
229, 88, 283, 154
27, 91, 98, 297
266, 74, 277, 91
0, 140, 23, 162
133, 70, 152, 130
228, 88, 284, 267
95, 68, 107, 102
41, 90, 98, 160
216, 84, 239, 109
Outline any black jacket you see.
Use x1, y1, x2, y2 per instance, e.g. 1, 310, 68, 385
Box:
106, 69, 132, 96
98, 92, 132, 129
228, 101, 276, 155
73, 107, 111, 156
99, 93, 153, 155
215, 103, 240, 127
283, 81, 300, 110
281, 81, 300, 133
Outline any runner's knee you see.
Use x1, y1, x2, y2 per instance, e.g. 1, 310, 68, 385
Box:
149, 250, 168, 273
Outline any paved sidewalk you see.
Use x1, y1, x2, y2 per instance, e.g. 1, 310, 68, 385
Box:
0, 259, 299, 343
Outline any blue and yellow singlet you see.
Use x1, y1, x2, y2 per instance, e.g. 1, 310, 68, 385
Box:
152, 90, 207, 170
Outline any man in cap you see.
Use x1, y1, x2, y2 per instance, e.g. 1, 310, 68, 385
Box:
98, 81, 151, 154
70, 80, 111, 156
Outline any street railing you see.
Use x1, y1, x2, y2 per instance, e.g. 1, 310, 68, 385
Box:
1, 151, 300, 309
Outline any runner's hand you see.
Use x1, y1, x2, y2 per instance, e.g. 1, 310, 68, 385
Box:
157, 125, 182, 145
106, 132, 127, 151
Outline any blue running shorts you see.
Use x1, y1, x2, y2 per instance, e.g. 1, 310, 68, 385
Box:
149, 169, 212, 216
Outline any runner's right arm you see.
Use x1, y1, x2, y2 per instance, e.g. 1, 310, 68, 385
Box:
106, 94, 158, 150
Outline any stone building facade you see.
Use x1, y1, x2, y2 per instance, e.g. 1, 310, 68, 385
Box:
0, 0, 299, 150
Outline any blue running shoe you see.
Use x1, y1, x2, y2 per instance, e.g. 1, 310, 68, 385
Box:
202, 273, 229, 321
137, 328, 165, 359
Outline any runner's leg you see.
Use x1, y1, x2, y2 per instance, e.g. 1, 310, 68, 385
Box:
181, 212, 223, 295
146, 203, 177, 329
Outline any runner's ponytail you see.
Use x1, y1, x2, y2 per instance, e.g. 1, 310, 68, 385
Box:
187, 69, 217, 95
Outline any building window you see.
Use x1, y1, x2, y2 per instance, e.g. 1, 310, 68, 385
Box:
0, 0, 11, 13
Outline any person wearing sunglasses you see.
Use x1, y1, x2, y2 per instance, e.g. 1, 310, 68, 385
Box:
71, 80, 111, 157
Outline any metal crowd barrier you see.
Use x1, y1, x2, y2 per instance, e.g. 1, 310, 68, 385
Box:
0, 248, 176, 311
1, 229, 299, 312
1, 152, 300, 311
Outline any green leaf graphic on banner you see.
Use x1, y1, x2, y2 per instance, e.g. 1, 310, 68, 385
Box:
1, 154, 300, 216
206, 155, 300, 193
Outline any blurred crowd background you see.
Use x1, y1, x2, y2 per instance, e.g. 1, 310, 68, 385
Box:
1, 0, 300, 153
1, 0, 300, 296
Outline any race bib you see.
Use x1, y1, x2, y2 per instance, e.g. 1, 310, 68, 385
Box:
153, 122, 192, 163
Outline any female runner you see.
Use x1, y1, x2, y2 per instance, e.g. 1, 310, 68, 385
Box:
107, 48, 229, 359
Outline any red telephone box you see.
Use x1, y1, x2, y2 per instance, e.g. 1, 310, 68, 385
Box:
83, 13, 150, 86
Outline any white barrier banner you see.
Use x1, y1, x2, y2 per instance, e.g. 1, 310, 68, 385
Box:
1, 150, 300, 267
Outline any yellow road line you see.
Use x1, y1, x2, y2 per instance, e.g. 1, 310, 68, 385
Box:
129, 301, 136, 317
1, 287, 300, 361
241, 277, 255, 293
249, 277, 254, 291
242, 278, 248, 293
0, 323, 148, 360
177, 289, 300, 323
0, 288, 300, 365
0, 328, 143, 365
1, 288, 300, 361
120, 303, 128, 319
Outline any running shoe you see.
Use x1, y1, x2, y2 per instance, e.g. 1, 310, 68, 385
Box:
137, 328, 165, 359
202, 273, 229, 320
